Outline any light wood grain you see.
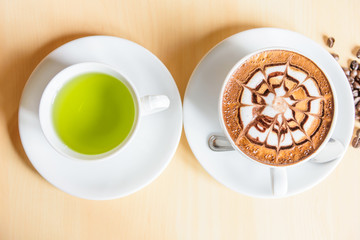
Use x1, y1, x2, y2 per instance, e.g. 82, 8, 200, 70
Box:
1, 0, 360, 239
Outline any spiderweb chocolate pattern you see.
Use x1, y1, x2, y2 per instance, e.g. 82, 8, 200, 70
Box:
222, 50, 334, 166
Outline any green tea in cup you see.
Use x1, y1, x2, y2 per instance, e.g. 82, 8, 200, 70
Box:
52, 73, 135, 155
39, 62, 170, 161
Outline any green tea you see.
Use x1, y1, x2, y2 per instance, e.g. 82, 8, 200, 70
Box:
53, 73, 136, 155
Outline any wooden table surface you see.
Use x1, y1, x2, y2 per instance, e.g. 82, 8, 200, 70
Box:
1, 0, 360, 239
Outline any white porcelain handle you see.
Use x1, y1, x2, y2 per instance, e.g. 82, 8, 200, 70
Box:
270, 138, 344, 197
310, 138, 344, 163
140, 95, 170, 116
270, 168, 287, 197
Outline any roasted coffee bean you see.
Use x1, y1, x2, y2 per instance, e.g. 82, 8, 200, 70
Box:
343, 67, 350, 76
327, 37, 335, 48
355, 96, 360, 106
348, 76, 355, 84
331, 53, 339, 61
354, 81, 360, 89
353, 90, 359, 97
351, 70, 358, 78
357, 49, 360, 59
353, 136, 360, 148
357, 71, 360, 78
351, 60, 359, 70
356, 76, 360, 84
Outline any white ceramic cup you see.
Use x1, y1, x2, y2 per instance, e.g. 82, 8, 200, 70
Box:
39, 62, 170, 161
216, 48, 344, 197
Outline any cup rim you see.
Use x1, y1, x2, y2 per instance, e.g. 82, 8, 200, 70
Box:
218, 47, 339, 168
39, 62, 141, 162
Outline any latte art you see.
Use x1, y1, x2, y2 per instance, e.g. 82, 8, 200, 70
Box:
222, 50, 334, 166
239, 64, 324, 148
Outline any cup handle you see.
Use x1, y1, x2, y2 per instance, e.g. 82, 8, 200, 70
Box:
140, 95, 170, 116
270, 138, 344, 197
209, 134, 288, 197
310, 138, 344, 164
270, 168, 287, 197
208, 135, 235, 151
271, 138, 343, 196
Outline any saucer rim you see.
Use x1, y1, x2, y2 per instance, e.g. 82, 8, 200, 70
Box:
18, 35, 183, 200
184, 27, 354, 198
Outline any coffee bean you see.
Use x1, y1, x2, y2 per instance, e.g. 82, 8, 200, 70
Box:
351, 60, 359, 70
354, 81, 360, 89
331, 53, 339, 61
348, 76, 355, 84
356, 76, 360, 84
351, 70, 358, 78
357, 49, 360, 59
343, 67, 351, 76
353, 90, 359, 97
327, 37, 335, 48
352, 136, 360, 148
355, 96, 360, 106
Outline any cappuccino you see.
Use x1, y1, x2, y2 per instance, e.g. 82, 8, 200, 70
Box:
222, 50, 334, 166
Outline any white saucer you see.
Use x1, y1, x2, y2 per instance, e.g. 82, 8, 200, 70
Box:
184, 28, 354, 198
19, 36, 182, 200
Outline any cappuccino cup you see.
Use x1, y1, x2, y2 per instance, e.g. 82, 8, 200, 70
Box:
211, 48, 344, 197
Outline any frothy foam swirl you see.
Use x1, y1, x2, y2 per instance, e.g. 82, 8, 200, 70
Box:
222, 50, 334, 166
